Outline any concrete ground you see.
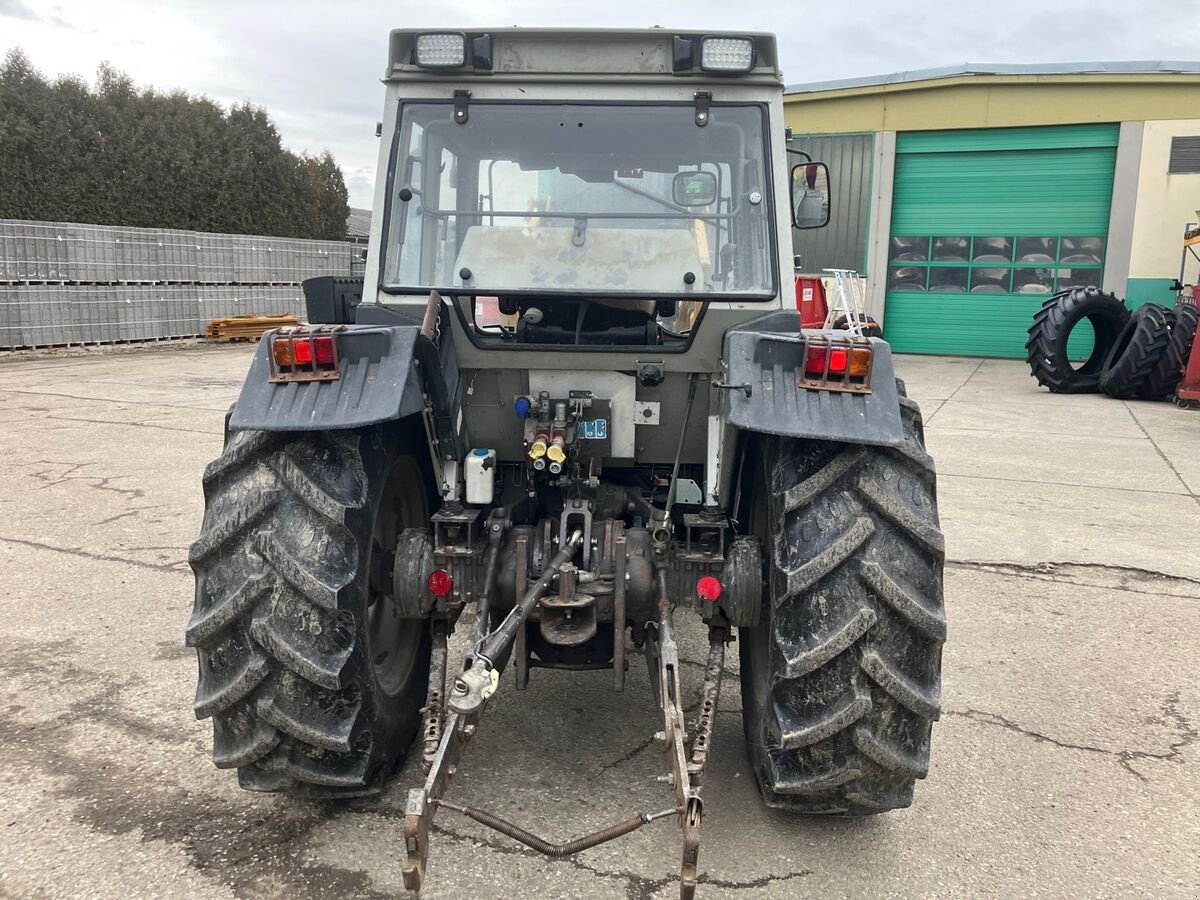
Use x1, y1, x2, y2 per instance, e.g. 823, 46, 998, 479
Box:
0, 345, 1198, 900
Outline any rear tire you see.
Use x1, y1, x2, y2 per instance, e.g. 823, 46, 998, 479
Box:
186, 424, 433, 798
738, 387, 945, 814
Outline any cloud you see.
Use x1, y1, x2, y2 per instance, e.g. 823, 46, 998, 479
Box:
0, 0, 71, 28
2, 0, 1197, 207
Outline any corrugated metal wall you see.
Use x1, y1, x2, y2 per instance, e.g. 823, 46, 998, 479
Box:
788, 133, 874, 273
0, 219, 358, 349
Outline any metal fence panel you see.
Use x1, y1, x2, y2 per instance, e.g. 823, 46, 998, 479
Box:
0, 285, 18, 347
1, 218, 361, 346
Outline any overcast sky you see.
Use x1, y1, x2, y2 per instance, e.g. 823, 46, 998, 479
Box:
3, 0, 1196, 209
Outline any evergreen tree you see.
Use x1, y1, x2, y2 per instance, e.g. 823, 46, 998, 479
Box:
0, 49, 351, 239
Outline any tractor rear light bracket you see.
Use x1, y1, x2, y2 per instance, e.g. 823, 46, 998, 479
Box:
431, 506, 481, 558
797, 333, 874, 394
266, 325, 345, 383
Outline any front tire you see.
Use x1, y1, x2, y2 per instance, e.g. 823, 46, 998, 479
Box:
739, 389, 946, 814
186, 425, 433, 797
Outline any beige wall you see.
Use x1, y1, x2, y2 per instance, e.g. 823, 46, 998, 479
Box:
1129, 119, 1200, 283
784, 76, 1200, 136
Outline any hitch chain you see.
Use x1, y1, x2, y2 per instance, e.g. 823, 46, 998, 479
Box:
402, 529, 728, 900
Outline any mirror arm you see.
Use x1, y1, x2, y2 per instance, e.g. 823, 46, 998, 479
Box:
786, 147, 812, 162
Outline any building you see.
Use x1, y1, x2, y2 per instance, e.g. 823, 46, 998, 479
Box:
785, 62, 1200, 357
346, 207, 372, 244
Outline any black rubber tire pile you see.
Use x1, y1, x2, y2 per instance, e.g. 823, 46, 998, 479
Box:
1026, 286, 1198, 399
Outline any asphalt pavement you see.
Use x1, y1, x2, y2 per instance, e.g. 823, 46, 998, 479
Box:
0, 344, 1197, 899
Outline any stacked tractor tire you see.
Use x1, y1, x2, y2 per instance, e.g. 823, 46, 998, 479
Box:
1026, 286, 1198, 400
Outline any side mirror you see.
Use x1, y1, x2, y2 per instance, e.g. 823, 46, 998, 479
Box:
672, 170, 718, 207
791, 161, 831, 229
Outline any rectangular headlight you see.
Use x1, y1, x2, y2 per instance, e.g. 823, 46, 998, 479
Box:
699, 37, 755, 73
415, 33, 467, 68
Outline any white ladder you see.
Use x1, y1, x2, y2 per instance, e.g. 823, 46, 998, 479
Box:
822, 268, 867, 333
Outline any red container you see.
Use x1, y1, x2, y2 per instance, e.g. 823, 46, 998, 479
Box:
795, 275, 828, 329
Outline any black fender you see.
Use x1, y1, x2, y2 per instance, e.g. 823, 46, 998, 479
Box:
228, 304, 460, 436
721, 311, 904, 447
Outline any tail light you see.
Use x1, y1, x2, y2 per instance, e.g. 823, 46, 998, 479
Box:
427, 569, 453, 597
268, 330, 341, 383
800, 336, 874, 393
696, 575, 723, 602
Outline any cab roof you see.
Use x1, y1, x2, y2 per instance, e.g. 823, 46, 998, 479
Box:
385, 28, 782, 85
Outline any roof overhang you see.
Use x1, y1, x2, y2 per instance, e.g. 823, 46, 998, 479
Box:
785, 61, 1200, 100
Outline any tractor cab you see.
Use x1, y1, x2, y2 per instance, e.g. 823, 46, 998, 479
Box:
369, 31, 802, 354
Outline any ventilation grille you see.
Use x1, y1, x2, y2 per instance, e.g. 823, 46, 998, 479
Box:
1168, 136, 1200, 174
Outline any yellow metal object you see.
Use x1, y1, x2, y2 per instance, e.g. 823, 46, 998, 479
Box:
546, 439, 567, 464
528, 437, 548, 459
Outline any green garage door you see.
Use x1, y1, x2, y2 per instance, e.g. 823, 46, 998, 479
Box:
884, 124, 1118, 357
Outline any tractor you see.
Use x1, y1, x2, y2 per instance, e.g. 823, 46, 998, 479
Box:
186, 29, 945, 897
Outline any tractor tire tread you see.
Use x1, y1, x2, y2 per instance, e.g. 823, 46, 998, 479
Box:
1099, 304, 1174, 398
1138, 303, 1199, 399
744, 384, 945, 815
1025, 287, 1130, 393
188, 427, 416, 796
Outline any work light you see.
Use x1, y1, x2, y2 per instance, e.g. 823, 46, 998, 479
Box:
699, 37, 755, 73
414, 32, 467, 68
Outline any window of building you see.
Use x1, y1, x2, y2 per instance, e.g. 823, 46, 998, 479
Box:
886, 235, 1104, 294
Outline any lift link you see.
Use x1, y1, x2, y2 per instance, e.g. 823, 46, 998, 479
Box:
403, 534, 728, 898
403, 530, 584, 891
654, 572, 728, 900
420, 619, 449, 770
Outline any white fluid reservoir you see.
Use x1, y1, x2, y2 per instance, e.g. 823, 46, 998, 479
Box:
465, 448, 496, 504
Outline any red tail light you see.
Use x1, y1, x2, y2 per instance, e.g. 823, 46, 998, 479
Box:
696, 575, 723, 602
800, 336, 874, 393
268, 331, 341, 383
293, 338, 313, 365
313, 336, 335, 365
831, 348, 849, 374
803, 346, 823, 376
427, 569, 453, 597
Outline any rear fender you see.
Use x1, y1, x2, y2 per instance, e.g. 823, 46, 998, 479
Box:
721, 311, 904, 447
228, 315, 459, 433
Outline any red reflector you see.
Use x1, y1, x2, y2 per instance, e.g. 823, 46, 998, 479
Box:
313, 335, 335, 365
828, 347, 849, 374
427, 569, 453, 597
293, 338, 313, 365
696, 575, 722, 602
804, 346, 827, 376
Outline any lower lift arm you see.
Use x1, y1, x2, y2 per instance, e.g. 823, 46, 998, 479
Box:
401, 530, 728, 899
